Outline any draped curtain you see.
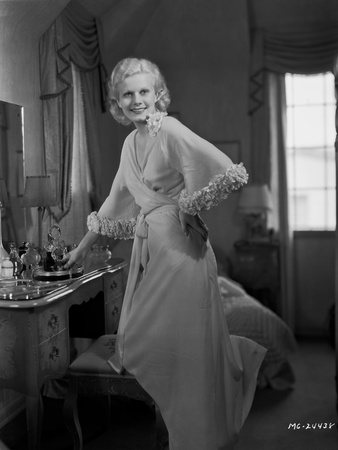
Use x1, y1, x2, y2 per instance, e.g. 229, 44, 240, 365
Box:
249, 26, 338, 326
39, 0, 107, 230
55, 63, 93, 245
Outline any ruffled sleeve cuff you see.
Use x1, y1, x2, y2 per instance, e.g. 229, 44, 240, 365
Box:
178, 163, 249, 215
87, 212, 136, 240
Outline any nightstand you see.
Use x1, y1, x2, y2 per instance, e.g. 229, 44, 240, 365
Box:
228, 239, 280, 315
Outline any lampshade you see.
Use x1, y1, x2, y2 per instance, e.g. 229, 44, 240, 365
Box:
23, 175, 56, 208
238, 184, 273, 215
0, 178, 9, 209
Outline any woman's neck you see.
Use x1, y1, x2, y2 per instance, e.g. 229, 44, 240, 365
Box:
134, 121, 148, 137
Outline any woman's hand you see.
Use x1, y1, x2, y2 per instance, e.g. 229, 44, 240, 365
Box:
179, 210, 209, 242
62, 230, 99, 270
62, 247, 88, 270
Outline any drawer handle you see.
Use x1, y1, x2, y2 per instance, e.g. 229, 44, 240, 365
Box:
49, 346, 60, 361
111, 280, 118, 290
48, 314, 59, 332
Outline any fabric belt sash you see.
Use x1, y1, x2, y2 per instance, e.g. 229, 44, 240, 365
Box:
107, 203, 178, 373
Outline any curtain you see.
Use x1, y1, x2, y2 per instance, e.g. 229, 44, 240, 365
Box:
268, 72, 295, 328
249, 26, 338, 327
55, 64, 93, 245
39, 0, 107, 224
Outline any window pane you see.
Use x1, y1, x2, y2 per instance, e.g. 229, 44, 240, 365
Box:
286, 72, 336, 231
294, 148, 325, 189
290, 189, 327, 230
327, 150, 336, 188
324, 72, 335, 104
293, 74, 324, 105
286, 107, 295, 147
289, 190, 309, 230
325, 104, 336, 145
287, 149, 296, 189
285, 74, 294, 105
293, 105, 325, 147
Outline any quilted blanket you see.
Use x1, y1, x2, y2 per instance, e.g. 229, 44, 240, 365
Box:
218, 276, 297, 390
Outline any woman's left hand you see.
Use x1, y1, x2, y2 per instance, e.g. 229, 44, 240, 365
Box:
179, 211, 209, 242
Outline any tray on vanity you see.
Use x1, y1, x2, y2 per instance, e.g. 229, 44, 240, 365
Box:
0, 264, 84, 300
33, 264, 84, 282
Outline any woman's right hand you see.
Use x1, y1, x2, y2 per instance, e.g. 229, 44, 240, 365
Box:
62, 230, 99, 270
62, 247, 88, 270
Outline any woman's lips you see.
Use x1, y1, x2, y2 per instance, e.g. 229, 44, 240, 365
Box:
131, 108, 146, 114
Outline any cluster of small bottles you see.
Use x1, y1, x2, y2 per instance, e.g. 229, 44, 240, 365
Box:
0, 226, 72, 280
0, 241, 40, 279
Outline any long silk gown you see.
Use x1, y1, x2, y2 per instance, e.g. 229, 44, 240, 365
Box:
88, 114, 266, 450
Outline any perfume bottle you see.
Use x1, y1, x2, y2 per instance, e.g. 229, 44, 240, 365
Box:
43, 234, 55, 272
8, 242, 23, 278
1, 257, 13, 278
21, 243, 41, 278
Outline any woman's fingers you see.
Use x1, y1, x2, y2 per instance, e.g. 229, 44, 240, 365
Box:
62, 251, 77, 269
179, 211, 208, 243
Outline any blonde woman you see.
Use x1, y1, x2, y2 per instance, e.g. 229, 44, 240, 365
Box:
64, 57, 266, 450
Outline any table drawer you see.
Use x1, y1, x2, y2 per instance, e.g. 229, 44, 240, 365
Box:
39, 329, 68, 374
38, 304, 67, 342
105, 293, 123, 334
104, 270, 124, 302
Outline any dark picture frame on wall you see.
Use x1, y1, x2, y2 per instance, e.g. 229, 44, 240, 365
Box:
212, 141, 241, 163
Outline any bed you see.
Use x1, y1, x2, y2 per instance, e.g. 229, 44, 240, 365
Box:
217, 275, 297, 390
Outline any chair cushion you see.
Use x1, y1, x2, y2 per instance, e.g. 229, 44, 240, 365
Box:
69, 334, 133, 377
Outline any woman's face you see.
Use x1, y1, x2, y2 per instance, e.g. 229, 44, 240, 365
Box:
117, 72, 157, 125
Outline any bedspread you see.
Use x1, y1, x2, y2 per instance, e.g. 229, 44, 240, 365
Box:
218, 276, 298, 390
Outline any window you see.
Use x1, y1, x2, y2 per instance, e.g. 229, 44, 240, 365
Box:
285, 72, 336, 231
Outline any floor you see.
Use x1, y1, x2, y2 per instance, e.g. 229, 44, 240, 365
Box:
0, 337, 337, 450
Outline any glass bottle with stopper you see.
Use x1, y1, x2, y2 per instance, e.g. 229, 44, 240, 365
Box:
21, 243, 41, 279
9, 242, 23, 278
46, 225, 68, 271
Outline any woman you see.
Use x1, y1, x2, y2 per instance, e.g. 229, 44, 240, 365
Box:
63, 57, 266, 450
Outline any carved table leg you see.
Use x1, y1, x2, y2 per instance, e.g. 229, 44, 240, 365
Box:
63, 377, 83, 450
26, 393, 43, 450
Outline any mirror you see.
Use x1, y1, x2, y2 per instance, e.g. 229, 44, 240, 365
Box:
0, 101, 25, 248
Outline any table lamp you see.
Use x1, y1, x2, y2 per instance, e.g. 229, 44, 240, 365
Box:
23, 175, 56, 249
0, 178, 9, 261
238, 184, 273, 240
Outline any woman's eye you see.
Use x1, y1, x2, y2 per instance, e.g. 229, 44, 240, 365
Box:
140, 89, 149, 95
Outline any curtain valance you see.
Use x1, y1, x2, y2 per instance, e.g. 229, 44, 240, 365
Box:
263, 27, 338, 75
40, 0, 106, 102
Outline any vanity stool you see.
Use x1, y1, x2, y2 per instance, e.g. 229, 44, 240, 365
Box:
63, 334, 168, 450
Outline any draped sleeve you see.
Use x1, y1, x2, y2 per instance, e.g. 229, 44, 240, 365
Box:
87, 141, 140, 239
162, 117, 248, 215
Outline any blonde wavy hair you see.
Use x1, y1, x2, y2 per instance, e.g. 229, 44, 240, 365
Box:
108, 57, 171, 126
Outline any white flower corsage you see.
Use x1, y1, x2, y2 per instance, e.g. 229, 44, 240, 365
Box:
87, 212, 136, 239
146, 111, 167, 137
179, 163, 249, 215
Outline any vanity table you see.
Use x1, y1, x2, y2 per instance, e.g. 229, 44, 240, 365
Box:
0, 258, 126, 450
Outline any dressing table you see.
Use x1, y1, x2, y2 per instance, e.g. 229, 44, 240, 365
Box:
0, 258, 126, 450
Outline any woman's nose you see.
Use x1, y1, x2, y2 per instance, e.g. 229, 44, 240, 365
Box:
133, 93, 141, 104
